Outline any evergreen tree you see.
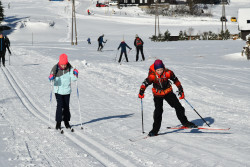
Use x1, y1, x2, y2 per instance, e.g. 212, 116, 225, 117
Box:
224, 29, 230, 40
164, 30, 171, 41
150, 35, 157, 42
219, 30, 225, 40
0, 1, 4, 22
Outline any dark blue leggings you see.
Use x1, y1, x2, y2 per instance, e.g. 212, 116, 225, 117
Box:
55, 93, 71, 122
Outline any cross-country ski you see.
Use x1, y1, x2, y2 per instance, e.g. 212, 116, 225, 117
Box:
167, 126, 230, 131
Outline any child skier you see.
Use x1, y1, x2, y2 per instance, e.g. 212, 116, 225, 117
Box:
138, 59, 197, 137
87, 37, 91, 44
134, 34, 145, 61
49, 54, 78, 130
117, 40, 132, 63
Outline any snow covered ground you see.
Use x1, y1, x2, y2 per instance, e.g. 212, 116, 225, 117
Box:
0, 0, 250, 166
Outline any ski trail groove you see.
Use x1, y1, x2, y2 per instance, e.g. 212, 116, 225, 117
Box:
1, 66, 136, 167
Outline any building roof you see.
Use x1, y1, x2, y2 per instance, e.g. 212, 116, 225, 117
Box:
238, 8, 250, 31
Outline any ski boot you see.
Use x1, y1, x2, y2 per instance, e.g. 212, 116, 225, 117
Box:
64, 121, 71, 129
148, 130, 158, 137
182, 122, 198, 128
55, 122, 61, 130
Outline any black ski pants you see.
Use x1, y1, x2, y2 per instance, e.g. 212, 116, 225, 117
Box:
0, 51, 6, 66
151, 92, 188, 133
118, 51, 128, 63
55, 93, 71, 122
98, 43, 103, 51
136, 46, 145, 61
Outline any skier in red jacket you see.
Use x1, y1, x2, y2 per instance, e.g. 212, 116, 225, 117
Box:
138, 59, 197, 136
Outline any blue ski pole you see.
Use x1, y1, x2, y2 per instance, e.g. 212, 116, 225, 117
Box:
48, 81, 53, 129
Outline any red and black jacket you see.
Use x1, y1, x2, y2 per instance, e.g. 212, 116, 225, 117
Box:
140, 64, 183, 97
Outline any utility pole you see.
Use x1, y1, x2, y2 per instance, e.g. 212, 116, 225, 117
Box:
221, 0, 227, 32
154, 0, 160, 37
71, 0, 77, 45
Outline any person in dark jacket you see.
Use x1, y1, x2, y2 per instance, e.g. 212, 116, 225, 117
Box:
0, 34, 11, 67
97, 34, 106, 51
134, 34, 145, 61
138, 59, 197, 137
117, 40, 132, 63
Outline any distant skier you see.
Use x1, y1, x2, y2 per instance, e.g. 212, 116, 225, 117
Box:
0, 34, 11, 67
48, 54, 78, 130
242, 40, 250, 60
97, 34, 106, 51
117, 40, 132, 63
134, 34, 145, 61
138, 59, 197, 137
87, 9, 90, 15
87, 37, 91, 44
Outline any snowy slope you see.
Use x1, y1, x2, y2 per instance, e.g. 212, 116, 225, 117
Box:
0, 0, 250, 166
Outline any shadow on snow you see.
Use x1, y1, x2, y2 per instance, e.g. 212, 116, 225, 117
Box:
73, 113, 134, 127
2, 16, 30, 36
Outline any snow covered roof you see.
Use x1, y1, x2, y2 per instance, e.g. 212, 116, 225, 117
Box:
238, 8, 250, 31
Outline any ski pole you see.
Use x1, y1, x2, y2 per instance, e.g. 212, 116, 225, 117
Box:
9, 46, 13, 66
140, 99, 145, 134
103, 40, 107, 48
115, 50, 119, 62
48, 81, 53, 129
184, 98, 210, 127
76, 80, 83, 129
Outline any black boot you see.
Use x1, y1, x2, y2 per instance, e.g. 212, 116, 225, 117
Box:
55, 122, 61, 130
182, 122, 197, 128
64, 121, 71, 129
148, 130, 158, 137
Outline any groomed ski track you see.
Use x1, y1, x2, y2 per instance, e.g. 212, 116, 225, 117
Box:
0, 66, 136, 167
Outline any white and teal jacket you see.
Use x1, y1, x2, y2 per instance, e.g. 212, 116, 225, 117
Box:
50, 63, 77, 95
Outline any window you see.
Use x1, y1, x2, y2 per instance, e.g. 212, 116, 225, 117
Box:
161, 0, 164, 2
140, 0, 143, 3
247, 20, 250, 24
145, 0, 147, 3
124, 0, 128, 3
132, 0, 135, 3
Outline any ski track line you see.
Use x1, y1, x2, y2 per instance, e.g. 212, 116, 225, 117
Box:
1, 66, 137, 167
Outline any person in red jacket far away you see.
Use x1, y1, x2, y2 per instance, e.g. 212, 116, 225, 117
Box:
138, 59, 197, 137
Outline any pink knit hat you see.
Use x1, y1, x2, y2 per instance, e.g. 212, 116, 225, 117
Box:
59, 54, 68, 65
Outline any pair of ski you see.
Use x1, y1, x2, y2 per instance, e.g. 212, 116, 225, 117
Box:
49, 126, 74, 134
129, 126, 230, 142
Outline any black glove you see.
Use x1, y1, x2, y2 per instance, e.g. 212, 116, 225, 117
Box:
177, 87, 183, 96
178, 87, 184, 99
139, 88, 145, 96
